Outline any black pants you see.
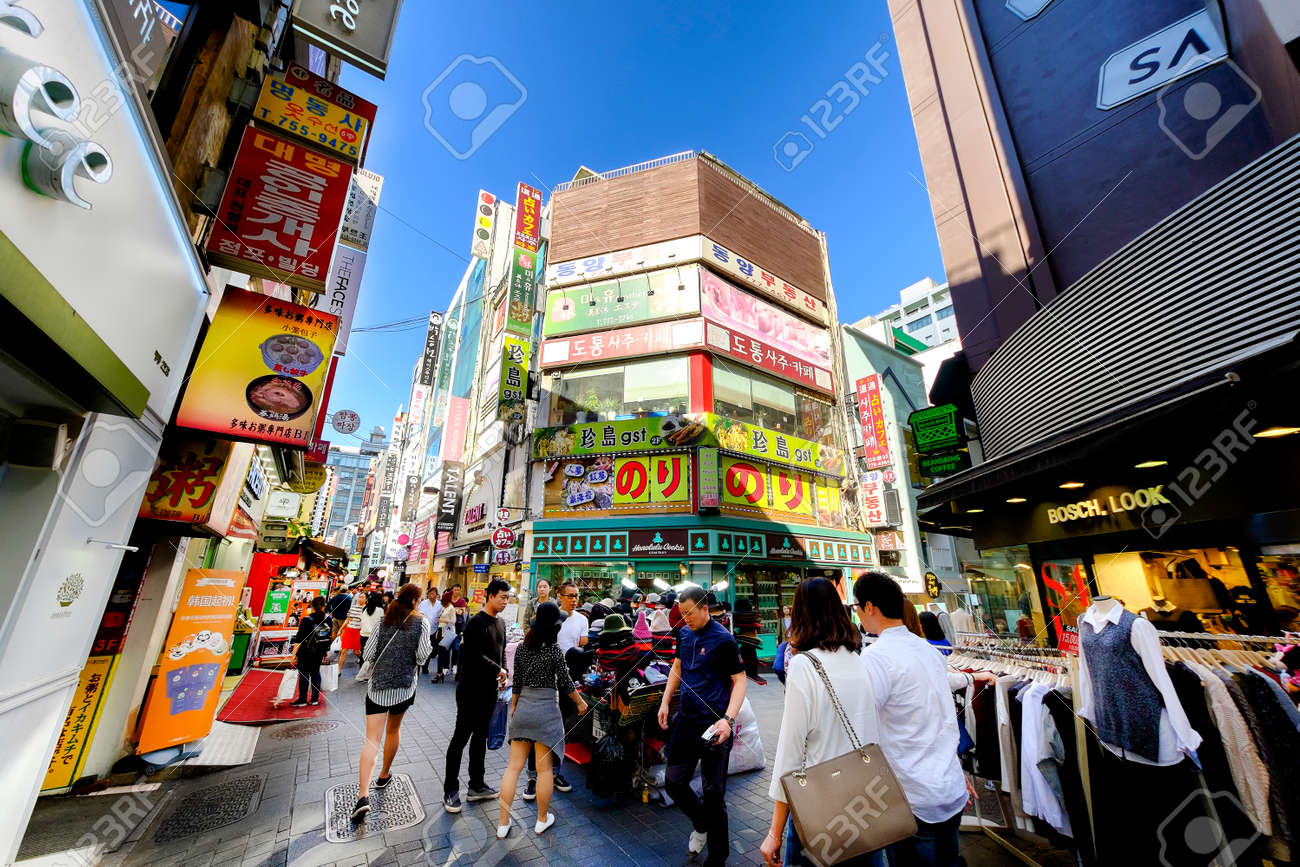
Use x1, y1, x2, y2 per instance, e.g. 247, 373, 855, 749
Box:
664, 715, 733, 867
444, 682, 495, 795
295, 657, 322, 703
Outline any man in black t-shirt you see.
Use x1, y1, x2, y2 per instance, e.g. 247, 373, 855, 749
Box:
290, 596, 330, 706
443, 579, 510, 813
657, 586, 746, 866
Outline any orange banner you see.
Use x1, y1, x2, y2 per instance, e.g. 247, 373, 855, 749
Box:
136, 569, 246, 754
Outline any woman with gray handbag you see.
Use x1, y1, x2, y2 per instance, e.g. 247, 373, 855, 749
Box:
761, 578, 916, 866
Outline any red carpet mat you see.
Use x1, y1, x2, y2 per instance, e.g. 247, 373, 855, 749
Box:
217, 669, 330, 724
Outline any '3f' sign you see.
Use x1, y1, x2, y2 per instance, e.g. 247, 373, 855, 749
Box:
0, 0, 113, 209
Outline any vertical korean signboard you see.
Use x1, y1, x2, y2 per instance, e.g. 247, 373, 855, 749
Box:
856, 375, 892, 470
204, 128, 352, 292
506, 183, 542, 336
470, 190, 496, 260
137, 570, 247, 753
498, 334, 529, 424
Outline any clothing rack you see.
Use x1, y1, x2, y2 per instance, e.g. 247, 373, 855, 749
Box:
1154, 630, 1285, 644
947, 639, 1076, 866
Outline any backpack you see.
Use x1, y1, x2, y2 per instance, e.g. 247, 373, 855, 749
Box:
302, 614, 331, 657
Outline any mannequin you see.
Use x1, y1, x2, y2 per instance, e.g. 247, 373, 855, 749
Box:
1078, 596, 1201, 765
1140, 596, 1203, 632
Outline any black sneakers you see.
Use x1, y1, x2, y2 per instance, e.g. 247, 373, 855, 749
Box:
443, 792, 462, 813
522, 779, 536, 801
351, 797, 370, 822
553, 774, 573, 793
374, 774, 393, 790
466, 785, 499, 803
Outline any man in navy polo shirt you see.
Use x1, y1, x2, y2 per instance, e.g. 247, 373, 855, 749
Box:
657, 587, 746, 866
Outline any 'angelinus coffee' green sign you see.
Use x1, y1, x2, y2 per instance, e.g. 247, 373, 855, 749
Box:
909, 404, 964, 453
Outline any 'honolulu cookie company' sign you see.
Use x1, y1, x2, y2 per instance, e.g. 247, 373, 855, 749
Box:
628, 530, 688, 557
1047, 486, 1171, 524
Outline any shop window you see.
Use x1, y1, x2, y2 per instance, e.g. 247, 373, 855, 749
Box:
1256, 546, 1300, 631
712, 365, 836, 445
965, 545, 1048, 644
1093, 547, 1275, 634
549, 358, 688, 425
1038, 559, 1090, 648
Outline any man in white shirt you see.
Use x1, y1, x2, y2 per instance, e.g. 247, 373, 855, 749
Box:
418, 585, 442, 677
855, 572, 969, 867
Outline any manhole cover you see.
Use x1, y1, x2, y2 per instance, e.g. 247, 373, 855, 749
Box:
267, 720, 342, 740
324, 774, 424, 842
153, 774, 264, 843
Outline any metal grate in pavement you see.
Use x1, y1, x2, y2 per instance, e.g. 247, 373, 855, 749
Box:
324, 774, 424, 842
266, 719, 343, 740
152, 774, 265, 843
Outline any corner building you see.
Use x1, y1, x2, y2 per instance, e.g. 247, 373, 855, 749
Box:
529, 152, 874, 656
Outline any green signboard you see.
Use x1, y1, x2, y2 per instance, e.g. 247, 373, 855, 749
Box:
532, 412, 847, 477
505, 246, 537, 336
918, 449, 971, 477
908, 404, 964, 453
543, 269, 699, 337
497, 334, 529, 423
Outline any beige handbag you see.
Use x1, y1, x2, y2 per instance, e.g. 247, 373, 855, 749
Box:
779, 651, 917, 865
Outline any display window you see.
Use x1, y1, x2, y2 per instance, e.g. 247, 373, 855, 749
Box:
535, 563, 625, 602
548, 357, 689, 425
964, 545, 1049, 645
1256, 545, 1300, 631
712, 364, 836, 446
1093, 547, 1274, 634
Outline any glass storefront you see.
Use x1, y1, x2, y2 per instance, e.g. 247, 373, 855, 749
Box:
548, 357, 690, 425
712, 365, 836, 445
964, 545, 1049, 645
1093, 546, 1284, 635
1256, 545, 1300, 632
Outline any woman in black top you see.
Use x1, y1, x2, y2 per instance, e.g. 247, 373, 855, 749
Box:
495, 602, 588, 839
289, 596, 330, 706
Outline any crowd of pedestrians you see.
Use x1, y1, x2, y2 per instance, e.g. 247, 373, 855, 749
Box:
325, 570, 981, 866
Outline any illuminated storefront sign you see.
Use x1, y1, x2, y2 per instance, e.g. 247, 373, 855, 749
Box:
856, 375, 891, 469
542, 454, 692, 517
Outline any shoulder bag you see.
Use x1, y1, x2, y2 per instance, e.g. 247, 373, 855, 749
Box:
779, 651, 917, 864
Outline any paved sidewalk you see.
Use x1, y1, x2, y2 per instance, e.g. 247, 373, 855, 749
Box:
23, 663, 1038, 867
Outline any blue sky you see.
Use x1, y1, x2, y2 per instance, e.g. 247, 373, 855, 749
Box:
327, 0, 943, 441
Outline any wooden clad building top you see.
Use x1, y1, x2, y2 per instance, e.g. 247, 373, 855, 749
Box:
550, 153, 827, 299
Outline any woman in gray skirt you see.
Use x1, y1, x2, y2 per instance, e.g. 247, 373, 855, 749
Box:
496, 601, 588, 838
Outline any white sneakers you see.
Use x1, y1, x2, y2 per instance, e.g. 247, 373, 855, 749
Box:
689, 829, 708, 856
534, 813, 555, 835
496, 823, 510, 840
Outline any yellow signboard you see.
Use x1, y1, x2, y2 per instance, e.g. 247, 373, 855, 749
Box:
42, 656, 118, 790
721, 455, 817, 525
611, 454, 691, 507
253, 68, 368, 162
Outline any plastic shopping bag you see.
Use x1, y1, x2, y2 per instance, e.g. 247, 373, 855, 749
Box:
320, 665, 339, 692
354, 660, 372, 681
275, 668, 298, 703
487, 688, 510, 750
330, 637, 342, 653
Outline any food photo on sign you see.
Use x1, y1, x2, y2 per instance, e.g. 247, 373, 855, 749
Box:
175, 288, 339, 447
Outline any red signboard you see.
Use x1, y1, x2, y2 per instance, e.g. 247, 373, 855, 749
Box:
306, 438, 329, 464
856, 375, 892, 469
513, 183, 543, 252
205, 127, 353, 292
705, 320, 833, 394
492, 527, 516, 549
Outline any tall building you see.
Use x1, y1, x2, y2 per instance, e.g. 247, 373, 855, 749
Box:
869, 277, 959, 348
889, 0, 1300, 661
528, 151, 876, 655
324, 428, 387, 540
